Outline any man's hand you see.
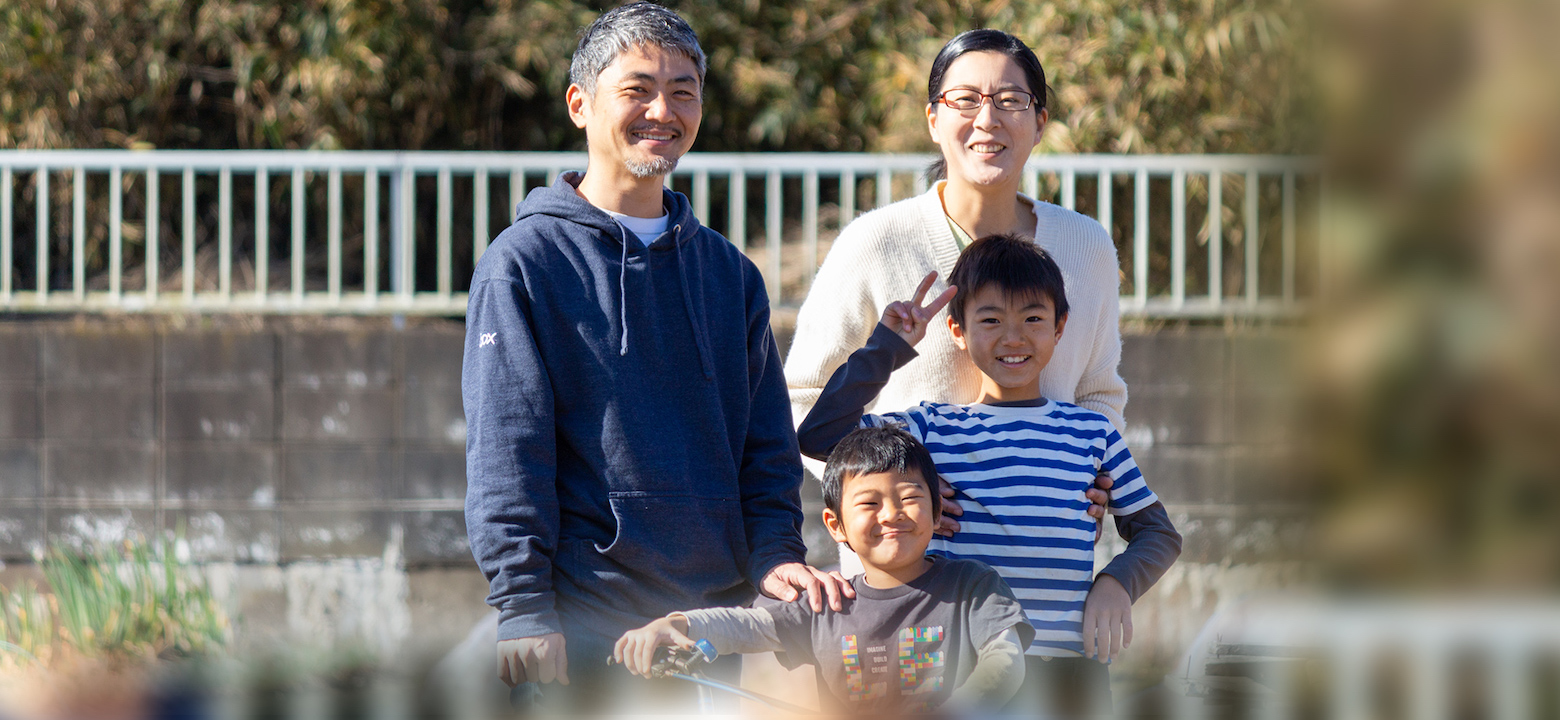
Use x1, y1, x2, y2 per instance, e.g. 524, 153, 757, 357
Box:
760, 562, 856, 613
881, 272, 957, 348
497, 633, 569, 687
1086, 472, 1113, 542
937, 476, 964, 537
1081, 574, 1131, 664
613, 615, 694, 677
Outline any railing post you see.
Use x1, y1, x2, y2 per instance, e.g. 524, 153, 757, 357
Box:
36, 167, 47, 304
1171, 167, 1186, 308
291, 166, 305, 305
876, 168, 891, 209
1061, 169, 1076, 210
0, 166, 10, 304
1134, 168, 1149, 309
1406, 636, 1449, 720
73, 165, 85, 303
184, 166, 197, 305
474, 167, 489, 263
1282, 170, 1296, 306
728, 170, 746, 251
364, 168, 379, 302
1317, 174, 1329, 302
1491, 637, 1531, 720
509, 168, 525, 223
840, 169, 856, 226
1331, 636, 1372, 720
1208, 171, 1222, 305
1245, 171, 1259, 307
765, 168, 782, 303
1097, 169, 1112, 238
437, 167, 452, 300
803, 169, 819, 290
692, 170, 709, 223
145, 168, 157, 304
109, 166, 123, 301
254, 167, 268, 303
219, 166, 232, 302
328, 166, 342, 301
399, 165, 416, 302
390, 165, 404, 296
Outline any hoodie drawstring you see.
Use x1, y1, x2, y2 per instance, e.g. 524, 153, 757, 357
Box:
673, 225, 715, 380
616, 222, 630, 356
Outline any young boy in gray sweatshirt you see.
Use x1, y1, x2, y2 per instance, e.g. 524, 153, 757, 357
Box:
614, 427, 1034, 714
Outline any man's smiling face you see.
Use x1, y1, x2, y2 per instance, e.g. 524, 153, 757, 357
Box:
568, 43, 702, 181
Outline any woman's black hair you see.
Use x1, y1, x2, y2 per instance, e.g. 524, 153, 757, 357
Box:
926, 29, 1048, 108
924, 29, 1049, 184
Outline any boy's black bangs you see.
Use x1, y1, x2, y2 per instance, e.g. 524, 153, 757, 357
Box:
948, 233, 1069, 326
822, 426, 941, 520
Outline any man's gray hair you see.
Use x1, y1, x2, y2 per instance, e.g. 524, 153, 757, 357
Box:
569, 2, 708, 96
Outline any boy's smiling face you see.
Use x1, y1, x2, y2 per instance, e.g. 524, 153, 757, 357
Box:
823, 469, 935, 585
949, 284, 1067, 403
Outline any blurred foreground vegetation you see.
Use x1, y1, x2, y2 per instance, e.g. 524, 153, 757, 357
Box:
0, 0, 1313, 154
0, 540, 228, 671
1307, 0, 1560, 589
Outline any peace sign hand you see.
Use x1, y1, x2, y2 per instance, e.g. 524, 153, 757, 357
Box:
881, 271, 957, 348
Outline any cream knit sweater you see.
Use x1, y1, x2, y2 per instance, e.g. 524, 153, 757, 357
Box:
785, 184, 1128, 445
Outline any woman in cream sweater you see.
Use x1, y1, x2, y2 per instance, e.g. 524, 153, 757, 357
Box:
787, 29, 1127, 437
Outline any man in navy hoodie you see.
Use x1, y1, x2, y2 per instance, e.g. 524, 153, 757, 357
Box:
462, 2, 850, 707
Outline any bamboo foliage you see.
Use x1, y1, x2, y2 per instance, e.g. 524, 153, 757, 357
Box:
0, 0, 1311, 154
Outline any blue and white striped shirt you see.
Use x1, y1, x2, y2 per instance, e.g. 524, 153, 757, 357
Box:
863, 400, 1157, 657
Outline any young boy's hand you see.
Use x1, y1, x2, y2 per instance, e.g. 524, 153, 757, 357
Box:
882, 271, 957, 347
1081, 574, 1132, 664
613, 615, 694, 677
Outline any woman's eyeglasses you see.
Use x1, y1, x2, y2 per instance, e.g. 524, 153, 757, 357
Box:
936, 89, 1037, 113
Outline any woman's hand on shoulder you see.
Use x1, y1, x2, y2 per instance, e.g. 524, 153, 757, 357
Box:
881, 271, 956, 347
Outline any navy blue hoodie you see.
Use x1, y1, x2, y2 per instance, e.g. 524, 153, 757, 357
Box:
463, 173, 806, 644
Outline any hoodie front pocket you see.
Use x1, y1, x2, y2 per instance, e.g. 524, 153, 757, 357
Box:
595, 493, 751, 591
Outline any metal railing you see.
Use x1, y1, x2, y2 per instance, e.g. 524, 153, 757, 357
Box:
1169, 597, 1560, 720
0, 150, 1323, 317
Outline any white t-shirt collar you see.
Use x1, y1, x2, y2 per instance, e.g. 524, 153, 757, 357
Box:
604, 208, 670, 243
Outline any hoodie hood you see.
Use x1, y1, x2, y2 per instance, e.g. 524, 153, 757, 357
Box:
514, 171, 701, 253
512, 172, 714, 376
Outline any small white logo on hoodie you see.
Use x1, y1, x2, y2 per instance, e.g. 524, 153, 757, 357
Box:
479, 332, 497, 348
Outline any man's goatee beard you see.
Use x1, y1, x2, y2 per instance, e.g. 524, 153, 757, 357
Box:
625, 156, 678, 179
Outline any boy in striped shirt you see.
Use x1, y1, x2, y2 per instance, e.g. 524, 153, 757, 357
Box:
798, 233, 1181, 714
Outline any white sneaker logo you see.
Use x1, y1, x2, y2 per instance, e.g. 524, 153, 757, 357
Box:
479, 332, 497, 348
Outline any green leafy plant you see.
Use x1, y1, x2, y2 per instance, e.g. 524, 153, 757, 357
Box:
0, 539, 228, 669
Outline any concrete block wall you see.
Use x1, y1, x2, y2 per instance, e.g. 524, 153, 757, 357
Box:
1119, 330, 1310, 563
1, 317, 1312, 667
0, 318, 470, 565
2, 319, 1308, 566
